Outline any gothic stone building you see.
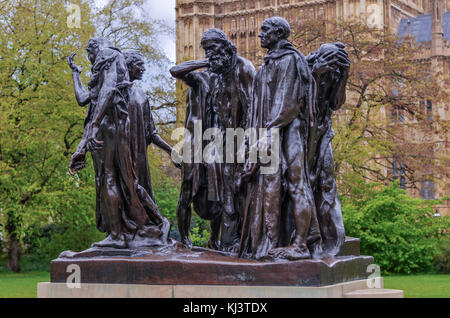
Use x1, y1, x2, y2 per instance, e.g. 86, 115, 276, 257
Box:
176, 0, 428, 63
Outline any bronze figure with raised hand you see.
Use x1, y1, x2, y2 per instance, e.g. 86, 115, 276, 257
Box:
67, 38, 171, 249
170, 29, 255, 252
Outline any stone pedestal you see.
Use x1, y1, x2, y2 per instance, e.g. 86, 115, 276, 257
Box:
39, 237, 403, 298
38, 279, 389, 298
50, 238, 372, 287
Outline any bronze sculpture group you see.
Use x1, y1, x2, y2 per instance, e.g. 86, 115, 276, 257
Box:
68, 17, 350, 261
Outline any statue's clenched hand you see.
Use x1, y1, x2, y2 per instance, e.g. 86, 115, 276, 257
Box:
69, 151, 86, 176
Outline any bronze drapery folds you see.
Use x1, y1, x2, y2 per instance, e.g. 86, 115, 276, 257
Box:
170, 29, 256, 252
67, 39, 176, 249
239, 17, 350, 260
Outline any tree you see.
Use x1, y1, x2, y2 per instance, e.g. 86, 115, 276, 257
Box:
288, 18, 449, 197
0, 0, 95, 271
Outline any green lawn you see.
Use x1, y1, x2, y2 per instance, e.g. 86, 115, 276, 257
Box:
0, 271, 50, 298
0, 271, 448, 298
384, 274, 450, 298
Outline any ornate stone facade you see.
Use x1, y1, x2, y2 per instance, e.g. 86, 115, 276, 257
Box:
175, 0, 426, 63
395, 0, 450, 216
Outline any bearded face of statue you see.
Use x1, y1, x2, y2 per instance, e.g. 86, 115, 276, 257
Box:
202, 39, 232, 74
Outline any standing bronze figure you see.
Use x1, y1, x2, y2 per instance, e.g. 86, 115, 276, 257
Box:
170, 29, 255, 251
240, 17, 350, 260
240, 17, 321, 260
306, 42, 350, 256
67, 38, 172, 249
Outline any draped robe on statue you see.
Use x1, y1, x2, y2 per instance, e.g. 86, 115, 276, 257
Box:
240, 41, 348, 259
84, 48, 169, 245
306, 46, 347, 256
177, 71, 223, 222
178, 56, 255, 248
240, 41, 322, 259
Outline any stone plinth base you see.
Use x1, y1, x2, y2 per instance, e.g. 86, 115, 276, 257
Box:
51, 253, 374, 287
50, 237, 372, 287
37, 279, 402, 298
344, 288, 404, 298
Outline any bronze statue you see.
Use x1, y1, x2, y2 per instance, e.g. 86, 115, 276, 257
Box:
170, 29, 256, 251
306, 42, 349, 256
239, 17, 321, 260
67, 38, 173, 249
240, 17, 350, 260
51, 20, 374, 293
65, 19, 349, 262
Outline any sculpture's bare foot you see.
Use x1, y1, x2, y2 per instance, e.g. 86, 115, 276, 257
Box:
181, 236, 193, 250
221, 242, 240, 254
268, 246, 311, 260
207, 239, 220, 250
92, 235, 127, 249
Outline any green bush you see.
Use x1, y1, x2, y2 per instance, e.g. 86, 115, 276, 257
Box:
433, 238, 450, 274
190, 216, 211, 248
342, 182, 449, 274
151, 166, 180, 226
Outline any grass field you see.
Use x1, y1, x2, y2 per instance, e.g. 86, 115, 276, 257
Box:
383, 274, 450, 298
0, 271, 448, 298
0, 271, 50, 298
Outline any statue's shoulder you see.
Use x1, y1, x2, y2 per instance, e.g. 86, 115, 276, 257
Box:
129, 85, 147, 104
236, 55, 256, 77
93, 48, 123, 70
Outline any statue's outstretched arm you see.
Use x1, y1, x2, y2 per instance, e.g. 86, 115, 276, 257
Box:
67, 52, 90, 106
169, 60, 209, 87
143, 99, 181, 168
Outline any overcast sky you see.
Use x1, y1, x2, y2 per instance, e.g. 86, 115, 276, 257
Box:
143, 0, 176, 62
94, 0, 177, 62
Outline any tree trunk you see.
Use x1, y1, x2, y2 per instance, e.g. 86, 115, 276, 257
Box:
6, 216, 21, 272
7, 233, 21, 272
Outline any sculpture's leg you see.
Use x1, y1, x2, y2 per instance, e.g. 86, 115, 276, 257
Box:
192, 188, 223, 250
208, 212, 222, 250
315, 141, 345, 256
92, 141, 127, 249
219, 164, 240, 253
269, 119, 311, 260
176, 180, 193, 249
